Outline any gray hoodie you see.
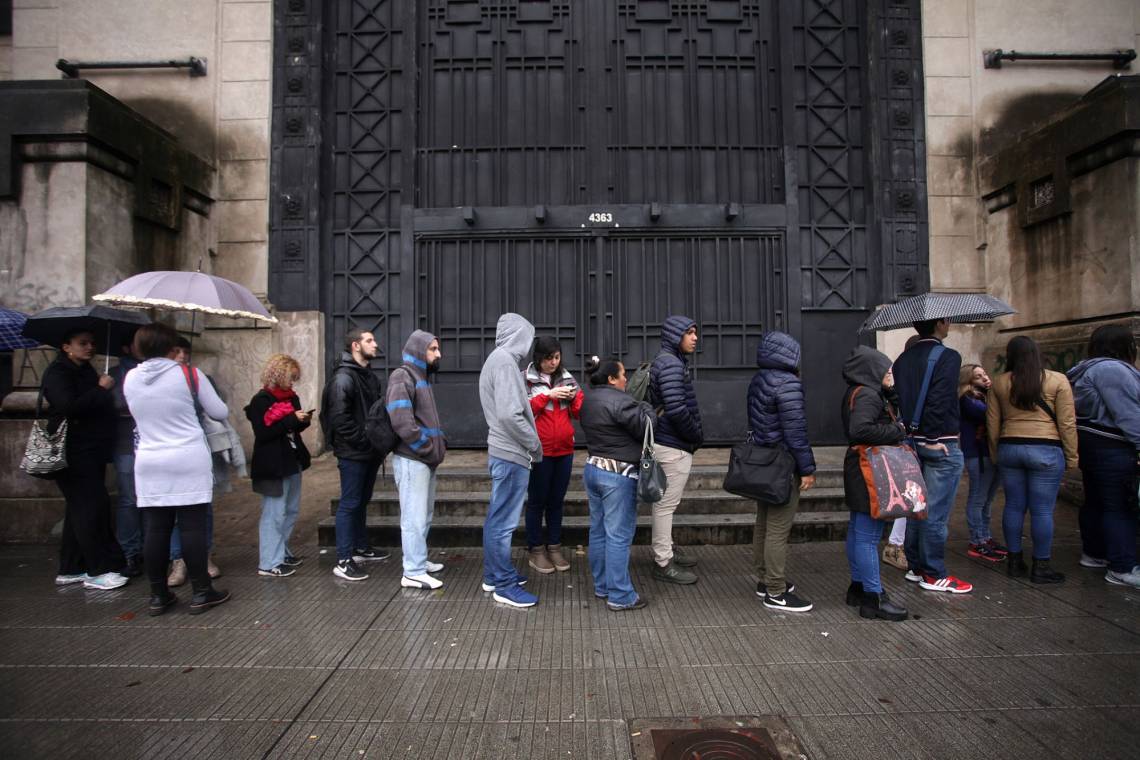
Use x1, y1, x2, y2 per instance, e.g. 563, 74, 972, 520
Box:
479, 313, 542, 467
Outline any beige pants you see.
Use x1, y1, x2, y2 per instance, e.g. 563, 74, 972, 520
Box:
651, 444, 693, 566
753, 477, 801, 596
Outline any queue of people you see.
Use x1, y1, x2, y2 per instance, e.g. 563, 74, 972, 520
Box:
35, 312, 1140, 619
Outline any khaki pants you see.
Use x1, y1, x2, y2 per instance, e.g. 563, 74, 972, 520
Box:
651, 444, 693, 566
752, 476, 801, 595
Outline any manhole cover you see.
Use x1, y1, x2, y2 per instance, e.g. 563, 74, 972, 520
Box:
629, 716, 807, 760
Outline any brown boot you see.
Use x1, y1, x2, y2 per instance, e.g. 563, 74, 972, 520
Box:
167, 559, 187, 587
881, 544, 907, 571
528, 547, 555, 574
547, 544, 570, 572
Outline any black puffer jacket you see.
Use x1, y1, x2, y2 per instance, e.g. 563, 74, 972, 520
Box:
580, 385, 654, 464
648, 315, 703, 452
40, 355, 116, 462
245, 389, 312, 483
747, 332, 816, 476
841, 346, 906, 514
322, 353, 382, 461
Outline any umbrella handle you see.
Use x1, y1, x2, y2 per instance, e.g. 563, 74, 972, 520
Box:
105, 330, 111, 374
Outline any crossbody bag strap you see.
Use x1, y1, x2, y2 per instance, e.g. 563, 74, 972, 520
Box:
906, 344, 945, 434
642, 414, 655, 454
1035, 397, 1058, 424
180, 364, 205, 418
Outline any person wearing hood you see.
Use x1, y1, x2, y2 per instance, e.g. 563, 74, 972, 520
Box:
42, 328, 128, 591
387, 330, 448, 590
123, 323, 230, 616
323, 329, 390, 582
479, 313, 543, 608
1067, 324, 1140, 588
747, 331, 816, 613
647, 315, 704, 585
524, 336, 582, 574
245, 354, 311, 578
840, 346, 908, 622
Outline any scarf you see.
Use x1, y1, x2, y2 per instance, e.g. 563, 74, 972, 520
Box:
263, 386, 299, 427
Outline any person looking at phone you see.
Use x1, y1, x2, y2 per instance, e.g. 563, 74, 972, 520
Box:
245, 354, 312, 578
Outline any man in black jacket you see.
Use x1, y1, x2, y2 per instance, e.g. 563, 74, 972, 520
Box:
324, 329, 389, 581
893, 318, 972, 595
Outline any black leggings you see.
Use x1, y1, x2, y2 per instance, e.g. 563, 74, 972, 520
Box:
144, 504, 210, 593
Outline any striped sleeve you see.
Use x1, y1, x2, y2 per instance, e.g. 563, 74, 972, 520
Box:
385, 370, 425, 449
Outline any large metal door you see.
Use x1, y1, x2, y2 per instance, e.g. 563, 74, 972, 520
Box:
268, 0, 928, 445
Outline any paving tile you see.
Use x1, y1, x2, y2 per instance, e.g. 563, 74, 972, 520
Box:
0, 721, 281, 760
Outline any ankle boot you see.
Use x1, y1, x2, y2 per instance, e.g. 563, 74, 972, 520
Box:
148, 581, 177, 617
859, 591, 908, 622
527, 547, 555, 574
1007, 551, 1028, 578
189, 579, 231, 616
546, 544, 570, 572
845, 581, 864, 607
1031, 557, 1065, 584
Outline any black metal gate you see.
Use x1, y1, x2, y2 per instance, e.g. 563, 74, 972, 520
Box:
269, 0, 928, 445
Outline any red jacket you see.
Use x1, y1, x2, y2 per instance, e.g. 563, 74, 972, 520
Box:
525, 364, 582, 457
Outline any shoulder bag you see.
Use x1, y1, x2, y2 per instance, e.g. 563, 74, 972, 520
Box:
20, 382, 68, 479
847, 387, 928, 521
637, 415, 667, 503
722, 437, 795, 505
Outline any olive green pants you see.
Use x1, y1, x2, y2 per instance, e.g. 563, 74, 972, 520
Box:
752, 477, 801, 596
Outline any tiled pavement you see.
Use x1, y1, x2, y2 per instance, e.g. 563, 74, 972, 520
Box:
0, 536, 1137, 759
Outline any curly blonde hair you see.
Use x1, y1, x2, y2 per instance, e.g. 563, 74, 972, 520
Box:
261, 353, 301, 389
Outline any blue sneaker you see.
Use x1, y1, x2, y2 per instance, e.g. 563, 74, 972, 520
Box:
481, 574, 528, 592
492, 584, 538, 608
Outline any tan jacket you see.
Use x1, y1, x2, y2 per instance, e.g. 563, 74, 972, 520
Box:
986, 369, 1078, 468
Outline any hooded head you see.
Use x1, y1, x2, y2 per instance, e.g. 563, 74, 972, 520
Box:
755, 331, 801, 372
402, 329, 439, 373
495, 313, 535, 362
843, 345, 893, 389
661, 315, 697, 357
134, 357, 183, 385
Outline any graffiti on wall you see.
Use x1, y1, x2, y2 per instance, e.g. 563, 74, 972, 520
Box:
993, 344, 1086, 375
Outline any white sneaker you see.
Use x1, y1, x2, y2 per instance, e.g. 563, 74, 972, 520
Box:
83, 572, 128, 590
401, 573, 443, 590
55, 573, 89, 586
426, 560, 444, 573
1105, 566, 1140, 588
1080, 553, 1108, 569
904, 570, 922, 583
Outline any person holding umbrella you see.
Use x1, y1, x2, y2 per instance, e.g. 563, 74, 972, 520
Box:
41, 328, 129, 590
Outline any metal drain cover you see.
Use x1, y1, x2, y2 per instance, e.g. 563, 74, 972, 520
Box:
629, 716, 807, 760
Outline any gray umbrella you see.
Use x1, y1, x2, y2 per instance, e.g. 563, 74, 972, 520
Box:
92, 270, 277, 324
859, 293, 1016, 333
22, 304, 151, 371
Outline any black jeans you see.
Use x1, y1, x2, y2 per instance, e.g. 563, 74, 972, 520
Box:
144, 504, 210, 593
1078, 431, 1139, 573
55, 458, 126, 576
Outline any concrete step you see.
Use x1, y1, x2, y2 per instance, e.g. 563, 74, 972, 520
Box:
316, 510, 848, 548
330, 487, 849, 518
371, 464, 844, 494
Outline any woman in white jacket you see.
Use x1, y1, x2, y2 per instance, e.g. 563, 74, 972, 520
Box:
124, 323, 231, 616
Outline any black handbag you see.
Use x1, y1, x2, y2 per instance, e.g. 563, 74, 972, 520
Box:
723, 437, 795, 504
638, 416, 667, 503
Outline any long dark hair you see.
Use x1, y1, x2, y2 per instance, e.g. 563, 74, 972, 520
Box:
586, 355, 623, 387
1088, 324, 1137, 364
532, 336, 564, 375
1005, 336, 1044, 411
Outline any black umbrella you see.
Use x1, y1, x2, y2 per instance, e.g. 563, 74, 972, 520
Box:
22, 305, 151, 371
859, 293, 1016, 333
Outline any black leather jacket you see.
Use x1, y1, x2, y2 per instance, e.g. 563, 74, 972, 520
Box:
322, 353, 382, 461
579, 385, 654, 464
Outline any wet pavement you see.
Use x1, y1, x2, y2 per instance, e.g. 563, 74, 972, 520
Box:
1, 524, 1137, 759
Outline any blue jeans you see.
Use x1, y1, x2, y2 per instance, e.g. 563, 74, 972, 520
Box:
905, 441, 964, 578
258, 473, 303, 570
964, 456, 1000, 545
584, 464, 639, 606
526, 454, 573, 548
393, 455, 438, 576
336, 457, 381, 561
484, 456, 530, 590
113, 452, 142, 560
846, 511, 887, 593
998, 443, 1065, 559
1078, 432, 1138, 573
170, 503, 213, 560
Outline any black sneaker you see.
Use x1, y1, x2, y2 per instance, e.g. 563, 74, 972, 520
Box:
755, 579, 796, 597
672, 548, 698, 568
334, 559, 369, 581
607, 596, 648, 611
762, 590, 813, 613
353, 547, 390, 562
652, 561, 698, 585
282, 555, 305, 568
258, 565, 296, 578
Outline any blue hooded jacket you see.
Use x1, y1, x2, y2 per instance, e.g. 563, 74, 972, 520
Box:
747, 331, 816, 476
1066, 358, 1140, 449
648, 315, 704, 452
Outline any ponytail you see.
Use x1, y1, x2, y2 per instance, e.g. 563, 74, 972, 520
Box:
587, 355, 623, 387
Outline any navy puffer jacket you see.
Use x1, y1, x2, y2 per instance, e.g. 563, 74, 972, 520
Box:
747, 331, 816, 476
648, 315, 704, 452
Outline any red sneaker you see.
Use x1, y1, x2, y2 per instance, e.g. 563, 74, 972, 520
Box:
968, 544, 1005, 562
919, 574, 973, 594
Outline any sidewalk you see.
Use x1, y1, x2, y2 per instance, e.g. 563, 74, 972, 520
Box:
0, 456, 1137, 758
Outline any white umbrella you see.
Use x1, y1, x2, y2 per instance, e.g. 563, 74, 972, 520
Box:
92, 271, 277, 324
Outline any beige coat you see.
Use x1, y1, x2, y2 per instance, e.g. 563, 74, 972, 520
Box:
986, 369, 1078, 468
